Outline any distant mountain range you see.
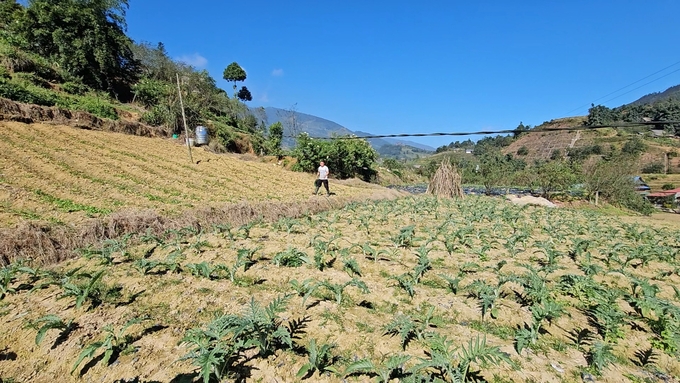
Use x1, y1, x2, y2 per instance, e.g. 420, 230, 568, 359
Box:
627, 84, 680, 106
252, 106, 435, 153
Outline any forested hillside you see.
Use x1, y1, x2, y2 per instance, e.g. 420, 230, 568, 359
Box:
0, 0, 280, 155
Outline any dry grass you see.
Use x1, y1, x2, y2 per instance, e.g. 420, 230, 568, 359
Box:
426, 160, 463, 198
1, 195, 679, 382
0, 121, 405, 265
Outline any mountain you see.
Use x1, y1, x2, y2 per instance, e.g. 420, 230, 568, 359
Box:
253, 106, 435, 152
627, 84, 680, 106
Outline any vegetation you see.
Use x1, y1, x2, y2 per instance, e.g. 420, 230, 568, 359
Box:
292, 133, 377, 180
0, 0, 265, 154
2, 195, 680, 382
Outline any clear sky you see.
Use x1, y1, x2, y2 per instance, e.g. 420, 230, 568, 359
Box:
126, 1, 680, 148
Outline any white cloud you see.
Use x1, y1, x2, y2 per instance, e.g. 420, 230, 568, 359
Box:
177, 53, 208, 68
271, 68, 284, 77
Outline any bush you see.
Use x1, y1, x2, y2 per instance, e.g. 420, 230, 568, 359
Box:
13, 72, 50, 88
0, 81, 58, 106
55, 95, 118, 120
0, 66, 9, 81
141, 104, 173, 127
132, 78, 170, 108
641, 162, 664, 174
61, 81, 90, 95
291, 133, 377, 181
516, 146, 529, 156
622, 137, 646, 156
661, 183, 675, 190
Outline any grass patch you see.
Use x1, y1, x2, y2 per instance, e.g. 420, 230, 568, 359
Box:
34, 189, 111, 216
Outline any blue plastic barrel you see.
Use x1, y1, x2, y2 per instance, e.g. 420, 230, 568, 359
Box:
195, 126, 209, 145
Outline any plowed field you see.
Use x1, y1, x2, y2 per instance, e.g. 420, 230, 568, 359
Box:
0, 122, 388, 227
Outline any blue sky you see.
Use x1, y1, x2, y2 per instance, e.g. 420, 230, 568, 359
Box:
126, 1, 680, 148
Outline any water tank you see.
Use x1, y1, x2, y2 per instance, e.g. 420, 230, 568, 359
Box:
195, 126, 209, 145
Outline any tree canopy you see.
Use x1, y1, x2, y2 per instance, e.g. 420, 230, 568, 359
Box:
14, 0, 139, 99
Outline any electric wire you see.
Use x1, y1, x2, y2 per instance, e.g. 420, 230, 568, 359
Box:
283, 120, 680, 141
563, 59, 680, 116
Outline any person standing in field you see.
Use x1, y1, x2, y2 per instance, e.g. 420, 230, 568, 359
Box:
314, 161, 331, 196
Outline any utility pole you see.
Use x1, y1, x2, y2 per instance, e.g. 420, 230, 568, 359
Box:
176, 73, 193, 164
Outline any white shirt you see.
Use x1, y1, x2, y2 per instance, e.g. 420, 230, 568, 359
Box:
318, 165, 329, 180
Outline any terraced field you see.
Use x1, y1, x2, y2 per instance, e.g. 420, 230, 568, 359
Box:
1, 196, 679, 383
0, 122, 391, 228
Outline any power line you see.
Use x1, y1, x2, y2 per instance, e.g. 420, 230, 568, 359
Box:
597, 66, 680, 106
563, 59, 680, 116
285, 120, 680, 141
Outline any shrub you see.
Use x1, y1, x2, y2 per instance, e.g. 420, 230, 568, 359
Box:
661, 183, 676, 190
53, 94, 117, 121
132, 78, 170, 108
0, 66, 9, 81
641, 162, 664, 174
292, 133, 377, 180
517, 146, 529, 156
141, 105, 168, 127
0, 81, 58, 106
61, 81, 90, 95
622, 137, 646, 156
13, 72, 50, 88
70, 95, 118, 120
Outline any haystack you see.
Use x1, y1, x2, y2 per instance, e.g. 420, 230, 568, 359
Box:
426, 160, 464, 198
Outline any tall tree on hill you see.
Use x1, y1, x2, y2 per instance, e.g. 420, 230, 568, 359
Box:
223, 62, 252, 101
14, 0, 140, 99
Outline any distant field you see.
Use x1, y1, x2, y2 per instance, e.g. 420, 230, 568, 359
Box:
643, 173, 680, 192
0, 122, 392, 228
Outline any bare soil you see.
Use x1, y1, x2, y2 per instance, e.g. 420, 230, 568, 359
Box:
1, 196, 679, 383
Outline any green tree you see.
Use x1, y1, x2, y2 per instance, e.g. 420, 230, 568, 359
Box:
15, 0, 140, 99
513, 122, 530, 138
581, 156, 654, 214
0, 0, 21, 30
621, 137, 646, 156
479, 153, 510, 195
236, 86, 252, 102
223, 62, 246, 92
532, 160, 578, 198
266, 121, 284, 157
291, 134, 377, 181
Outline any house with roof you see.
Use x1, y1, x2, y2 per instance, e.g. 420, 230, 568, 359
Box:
646, 187, 680, 205
632, 176, 651, 193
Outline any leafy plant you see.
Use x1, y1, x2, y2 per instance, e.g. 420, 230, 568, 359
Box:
390, 273, 417, 299
343, 354, 412, 382
342, 257, 362, 277
383, 307, 437, 350
315, 278, 370, 305
586, 341, 616, 376
72, 317, 147, 375
228, 247, 258, 282
465, 280, 502, 322
181, 295, 302, 383
185, 262, 215, 279
515, 300, 564, 354
272, 247, 310, 267
296, 339, 340, 379
411, 333, 513, 382
59, 269, 112, 310
133, 258, 163, 275
26, 314, 76, 346
393, 225, 416, 248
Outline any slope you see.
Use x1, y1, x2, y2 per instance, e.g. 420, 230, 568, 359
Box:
0, 121, 408, 265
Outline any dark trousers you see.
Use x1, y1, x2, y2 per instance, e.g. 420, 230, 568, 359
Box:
315, 179, 329, 195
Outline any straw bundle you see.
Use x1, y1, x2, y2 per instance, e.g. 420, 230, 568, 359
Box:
426, 159, 464, 198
